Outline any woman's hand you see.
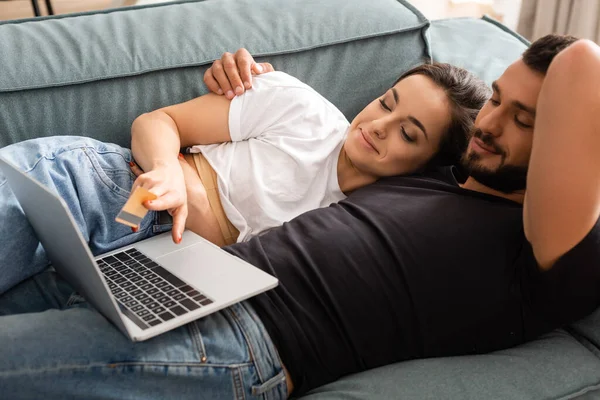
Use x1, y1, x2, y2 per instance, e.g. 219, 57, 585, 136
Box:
129, 158, 187, 244
203, 48, 275, 100
131, 155, 226, 246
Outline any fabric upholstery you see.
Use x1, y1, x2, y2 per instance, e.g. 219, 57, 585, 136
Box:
304, 330, 600, 399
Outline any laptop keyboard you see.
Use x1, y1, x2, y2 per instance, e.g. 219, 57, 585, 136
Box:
97, 248, 213, 330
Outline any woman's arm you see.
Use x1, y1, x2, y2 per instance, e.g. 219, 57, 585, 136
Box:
130, 92, 232, 244
131, 92, 232, 169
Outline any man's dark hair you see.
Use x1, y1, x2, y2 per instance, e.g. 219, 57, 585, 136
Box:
395, 63, 491, 168
522, 34, 579, 74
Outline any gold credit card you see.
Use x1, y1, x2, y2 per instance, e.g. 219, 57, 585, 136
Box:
115, 186, 158, 228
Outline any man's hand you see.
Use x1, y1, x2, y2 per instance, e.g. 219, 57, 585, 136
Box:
203, 48, 274, 100
129, 158, 188, 244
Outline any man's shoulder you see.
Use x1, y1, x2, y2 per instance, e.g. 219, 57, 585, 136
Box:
351, 166, 460, 195
519, 214, 600, 338
548, 216, 600, 268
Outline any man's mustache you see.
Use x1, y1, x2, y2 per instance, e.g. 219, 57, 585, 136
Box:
472, 128, 505, 156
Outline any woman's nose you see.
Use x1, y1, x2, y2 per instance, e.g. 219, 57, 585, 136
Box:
370, 119, 387, 139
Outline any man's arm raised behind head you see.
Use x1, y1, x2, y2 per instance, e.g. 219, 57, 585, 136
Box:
524, 40, 600, 270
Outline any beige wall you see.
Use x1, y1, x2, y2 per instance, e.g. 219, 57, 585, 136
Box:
410, 0, 499, 21
1, 0, 516, 25
0, 0, 137, 21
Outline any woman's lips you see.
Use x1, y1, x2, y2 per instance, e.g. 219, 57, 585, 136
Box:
360, 129, 378, 153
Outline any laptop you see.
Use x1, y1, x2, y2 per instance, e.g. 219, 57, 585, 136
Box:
0, 156, 278, 342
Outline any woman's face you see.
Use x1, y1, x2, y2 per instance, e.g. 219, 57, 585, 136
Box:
345, 74, 451, 177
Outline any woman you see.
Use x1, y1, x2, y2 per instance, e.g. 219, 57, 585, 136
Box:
0, 59, 489, 296
127, 61, 490, 247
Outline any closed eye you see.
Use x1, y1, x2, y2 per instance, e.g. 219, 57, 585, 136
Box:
379, 98, 391, 112
401, 126, 415, 143
514, 117, 532, 129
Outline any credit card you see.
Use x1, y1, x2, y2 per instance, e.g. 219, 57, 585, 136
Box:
115, 186, 157, 228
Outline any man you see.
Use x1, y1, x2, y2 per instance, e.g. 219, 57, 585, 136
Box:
1, 35, 599, 399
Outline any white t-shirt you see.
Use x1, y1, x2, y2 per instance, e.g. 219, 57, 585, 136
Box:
190, 72, 349, 242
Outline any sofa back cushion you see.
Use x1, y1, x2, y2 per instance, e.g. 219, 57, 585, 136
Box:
430, 16, 528, 84
0, 0, 429, 147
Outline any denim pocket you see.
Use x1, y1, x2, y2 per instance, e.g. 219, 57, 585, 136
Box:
190, 306, 253, 366
82, 145, 134, 200
77, 142, 155, 239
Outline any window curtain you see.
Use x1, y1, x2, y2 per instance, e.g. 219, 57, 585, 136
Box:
517, 0, 600, 43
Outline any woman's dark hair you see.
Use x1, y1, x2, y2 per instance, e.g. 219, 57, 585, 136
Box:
394, 63, 491, 168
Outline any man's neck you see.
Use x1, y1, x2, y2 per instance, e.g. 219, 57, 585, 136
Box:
336, 147, 377, 195
460, 177, 525, 204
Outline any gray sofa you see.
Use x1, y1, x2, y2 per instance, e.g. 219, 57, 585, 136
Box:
1, 0, 599, 398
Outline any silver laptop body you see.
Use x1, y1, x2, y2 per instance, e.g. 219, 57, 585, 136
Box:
0, 156, 278, 342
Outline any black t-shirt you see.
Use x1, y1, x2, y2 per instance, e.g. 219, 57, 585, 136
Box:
224, 168, 600, 395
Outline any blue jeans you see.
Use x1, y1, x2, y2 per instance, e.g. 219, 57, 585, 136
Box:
0, 137, 288, 400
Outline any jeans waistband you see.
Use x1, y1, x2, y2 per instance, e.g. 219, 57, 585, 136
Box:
155, 210, 173, 225
151, 210, 173, 235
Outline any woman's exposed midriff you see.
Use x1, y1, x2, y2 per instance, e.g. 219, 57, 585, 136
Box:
182, 153, 239, 245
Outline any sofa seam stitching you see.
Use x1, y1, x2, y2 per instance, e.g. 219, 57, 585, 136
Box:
556, 380, 600, 400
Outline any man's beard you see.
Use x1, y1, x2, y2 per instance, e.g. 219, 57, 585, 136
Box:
461, 129, 528, 194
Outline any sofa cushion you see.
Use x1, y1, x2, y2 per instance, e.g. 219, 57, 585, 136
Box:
572, 308, 600, 357
430, 16, 528, 85
303, 329, 600, 400
0, 0, 429, 148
